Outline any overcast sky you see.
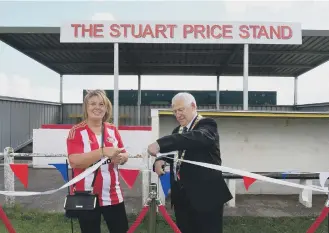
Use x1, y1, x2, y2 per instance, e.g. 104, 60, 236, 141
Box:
0, 0, 328, 105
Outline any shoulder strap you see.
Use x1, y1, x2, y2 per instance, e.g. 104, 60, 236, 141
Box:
91, 122, 105, 188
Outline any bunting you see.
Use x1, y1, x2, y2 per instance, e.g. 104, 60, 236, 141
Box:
119, 169, 140, 189
282, 170, 299, 180
48, 163, 69, 182
160, 172, 171, 197
10, 164, 28, 189
243, 176, 256, 191
319, 172, 329, 188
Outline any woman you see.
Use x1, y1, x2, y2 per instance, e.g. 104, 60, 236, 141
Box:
66, 89, 129, 233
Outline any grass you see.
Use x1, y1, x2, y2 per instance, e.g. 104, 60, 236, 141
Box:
0, 205, 328, 233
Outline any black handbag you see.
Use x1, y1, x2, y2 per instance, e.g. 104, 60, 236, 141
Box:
64, 123, 105, 218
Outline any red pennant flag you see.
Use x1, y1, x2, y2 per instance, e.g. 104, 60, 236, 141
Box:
10, 164, 28, 189
243, 176, 256, 191
119, 169, 139, 189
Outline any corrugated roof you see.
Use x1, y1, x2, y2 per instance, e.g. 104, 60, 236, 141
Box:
0, 27, 329, 77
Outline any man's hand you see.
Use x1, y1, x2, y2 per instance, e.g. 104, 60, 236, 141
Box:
154, 160, 166, 176
147, 141, 160, 156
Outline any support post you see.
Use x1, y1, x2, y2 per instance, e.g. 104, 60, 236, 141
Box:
113, 43, 119, 127
294, 76, 298, 105
142, 148, 151, 206
151, 109, 165, 205
148, 183, 157, 233
243, 44, 249, 111
216, 75, 220, 110
137, 75, 142, 125
4, 147, 14, 206
59, 74, 63, 123
327, 187, 329, 233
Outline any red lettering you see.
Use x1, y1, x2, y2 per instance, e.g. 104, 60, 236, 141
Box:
74, 24, 104, 38
143, 24, 155, 38
194, 25, 205, 39
210, 25, 222, 39
239, 25, 294, 40
249, 25, 260, 39
70, 24, 104, 38
155, 25, 166, 38
121, 24, 131, 38
257, 26, 269, 39
71, 24, 81, 38
281, 26, 292, 39
93, 24, 104, 38
109, 24, 177, 39
183, 25, 194, 38
109, 24, 120, 38
222, 25, 233, 39
239, 25, 250, 39
183, 24, 233, 40
167, 24, 177, 38
269, 26, 280, 39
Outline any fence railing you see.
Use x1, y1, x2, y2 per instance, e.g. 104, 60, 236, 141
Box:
0, 147, 153, 208
0, 147, 182, 233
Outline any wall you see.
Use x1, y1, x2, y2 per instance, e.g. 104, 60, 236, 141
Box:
158, 114, 329, 194
62, 103, 294, 126
0, 96, 60, 152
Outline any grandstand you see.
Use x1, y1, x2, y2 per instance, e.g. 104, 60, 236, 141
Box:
83, 90, 277, 106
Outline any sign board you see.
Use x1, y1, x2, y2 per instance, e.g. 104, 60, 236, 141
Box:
60, 21, 302, 44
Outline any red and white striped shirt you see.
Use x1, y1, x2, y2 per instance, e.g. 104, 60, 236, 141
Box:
66, 121, 126, 206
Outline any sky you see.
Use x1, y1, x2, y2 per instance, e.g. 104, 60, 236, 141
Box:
0, 0, 328, 105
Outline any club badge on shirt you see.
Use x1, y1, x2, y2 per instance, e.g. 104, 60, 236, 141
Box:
107, 137, 116, 143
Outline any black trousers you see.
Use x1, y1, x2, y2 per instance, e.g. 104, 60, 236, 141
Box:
173, 188, 224, 233
77, 201, 128, 233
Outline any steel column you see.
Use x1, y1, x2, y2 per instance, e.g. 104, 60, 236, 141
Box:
137, 75, 141, 125
243, 44, 249, 111
113, 43, 119, 127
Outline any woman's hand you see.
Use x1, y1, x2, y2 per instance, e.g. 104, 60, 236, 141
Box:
112, 152, 128, 165
102, 147, 124, 159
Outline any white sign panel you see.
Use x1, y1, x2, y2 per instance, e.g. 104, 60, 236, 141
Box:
60, 21, 302, 45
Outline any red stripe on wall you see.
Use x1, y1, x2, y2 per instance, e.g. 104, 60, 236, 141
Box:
41, 124, 152, 131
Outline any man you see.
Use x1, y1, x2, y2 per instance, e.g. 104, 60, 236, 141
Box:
147, 92, 232, 233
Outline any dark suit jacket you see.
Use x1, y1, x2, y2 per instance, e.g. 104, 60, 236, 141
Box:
154, 117, 233, 212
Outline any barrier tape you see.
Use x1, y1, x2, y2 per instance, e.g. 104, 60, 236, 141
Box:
162, 155, 329, 194
0, 157, 108, 196
0, 152, 328, 196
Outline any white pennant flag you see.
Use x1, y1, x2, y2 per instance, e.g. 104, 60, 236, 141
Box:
319, 172, 329, 188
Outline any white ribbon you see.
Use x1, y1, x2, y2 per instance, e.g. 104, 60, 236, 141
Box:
0, 151, 328, 196
0, 157, 108, 196
162, 155, 329, 194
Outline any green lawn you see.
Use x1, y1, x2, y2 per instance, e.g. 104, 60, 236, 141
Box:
0, 205, 327, 233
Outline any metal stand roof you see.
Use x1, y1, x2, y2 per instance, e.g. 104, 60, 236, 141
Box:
1, 27, 329, 77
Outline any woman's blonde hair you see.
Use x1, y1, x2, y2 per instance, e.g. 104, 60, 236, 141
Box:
82, 89, 112, 122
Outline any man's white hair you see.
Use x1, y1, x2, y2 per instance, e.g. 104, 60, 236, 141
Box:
171, 92, 197, 107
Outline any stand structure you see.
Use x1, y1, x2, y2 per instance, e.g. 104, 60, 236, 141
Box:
127, 183, 181, 233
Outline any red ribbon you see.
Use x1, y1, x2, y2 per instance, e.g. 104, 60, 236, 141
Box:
306, 206, 329, 233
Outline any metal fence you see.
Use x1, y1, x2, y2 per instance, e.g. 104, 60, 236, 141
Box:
1, 96, 328, 154
296, 103, 329, 112
0, 96, 60, 152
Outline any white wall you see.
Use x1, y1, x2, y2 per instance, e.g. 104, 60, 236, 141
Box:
159, 115, 329, 194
